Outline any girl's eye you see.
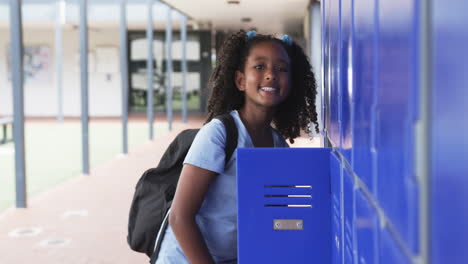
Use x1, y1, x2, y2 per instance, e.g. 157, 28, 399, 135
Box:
254, 65, 264, 70
277, 66, 289, 72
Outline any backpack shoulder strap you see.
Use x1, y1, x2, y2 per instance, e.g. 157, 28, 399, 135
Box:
215, 113, 238, 164
150, 114, 238, 263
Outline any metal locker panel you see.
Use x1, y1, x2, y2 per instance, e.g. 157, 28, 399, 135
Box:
323, 0, 332, 134
355, 189, 378, 264
328, 0, 341, 147
237, 148, 331, 264
405, 173, 419, 253
379, 228, 411, 264
330, 152, 342, 264
352, 0, 378, 194
331, 152, 342, 218
343, 169, 355, 264
376, 0, 419, 253
431, 0, 468, 262
332, 210, 342, 264
332, 218, 343, 264
339, 0, 354, 163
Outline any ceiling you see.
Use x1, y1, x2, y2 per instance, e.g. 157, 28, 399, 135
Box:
161, 0, 311, 35
0, 0, 313, 35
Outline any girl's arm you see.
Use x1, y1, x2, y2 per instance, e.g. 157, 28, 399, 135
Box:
169, 163, 218, 264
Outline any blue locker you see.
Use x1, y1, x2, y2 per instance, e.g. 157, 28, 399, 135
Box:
355, 190, 378, 264
379, 228, 411, 264
323, 0, 331, 133
352, 0, 378, 194
376, 0, 419, 253
328, 0, 341, 147
237, 148, 331, 264
343, 169, 355, 264
405, 174, 419, 253
339, 0, 353, 163
431, 0, 468, 262
330, 152, 343, 264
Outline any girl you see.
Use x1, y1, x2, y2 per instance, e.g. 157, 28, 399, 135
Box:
155, 30, 319, 264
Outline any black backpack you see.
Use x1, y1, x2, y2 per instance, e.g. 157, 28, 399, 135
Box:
127, 114, 238, 258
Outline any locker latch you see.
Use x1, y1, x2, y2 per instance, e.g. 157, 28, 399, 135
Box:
273, 219, 304, 230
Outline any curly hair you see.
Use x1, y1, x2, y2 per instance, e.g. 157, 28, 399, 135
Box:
205, 30, 318, 143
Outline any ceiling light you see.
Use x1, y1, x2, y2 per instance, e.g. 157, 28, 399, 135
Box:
227, 0, 240, 4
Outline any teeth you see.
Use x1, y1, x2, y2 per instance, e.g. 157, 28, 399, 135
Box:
260, 87, 277, 92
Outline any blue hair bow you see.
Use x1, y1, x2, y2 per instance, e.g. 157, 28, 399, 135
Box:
246, 30, 256, 40
280, 34, 293, 46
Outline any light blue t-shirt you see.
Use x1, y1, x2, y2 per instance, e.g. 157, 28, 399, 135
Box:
155, 110, 289, 264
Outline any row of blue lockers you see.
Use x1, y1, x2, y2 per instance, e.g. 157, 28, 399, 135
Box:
322, 0, 468, 262
430, 0, 468, 263
323, 0, 420, 262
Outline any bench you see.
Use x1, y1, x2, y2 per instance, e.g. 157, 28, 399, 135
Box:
0, 116, 13, 144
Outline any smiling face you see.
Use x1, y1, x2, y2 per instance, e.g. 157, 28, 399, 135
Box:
235, 41, 291, 110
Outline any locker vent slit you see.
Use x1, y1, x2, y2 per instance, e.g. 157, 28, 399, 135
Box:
264, 195, 312, 198
265, 204, 313, 207
264, 185, 312, 188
